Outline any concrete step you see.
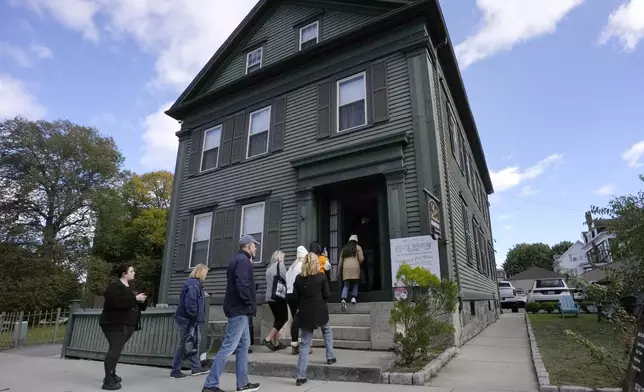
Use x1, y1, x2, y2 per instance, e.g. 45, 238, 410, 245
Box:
312, 338, 371, 350
313, 325, 370, 341
327, 302, 372, 314
217, 347, 396, 383
329, 313, 371, 327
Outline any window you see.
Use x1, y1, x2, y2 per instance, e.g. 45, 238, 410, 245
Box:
464, 154, 472, 188
448, 107, 459, 164
535, 279, 565, 289
337, 72, 367, 132
200, 125, 222, 172
458, 133, 466, 170
190, 213, 212, 267
247, 106, 271, 158
299, 21, 319, 50
240, 202, 265, 263
246, 47, 263, 74
499, 282, 511, 288
462, 202, 472, 265
469, 301, 476, 317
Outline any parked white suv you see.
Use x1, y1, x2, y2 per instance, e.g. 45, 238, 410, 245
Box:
498, 281, 519, 313
527, 279, 570, 302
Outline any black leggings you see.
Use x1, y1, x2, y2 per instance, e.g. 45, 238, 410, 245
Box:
102, 326, 135, 377
287, 295, 299, 343
268, 299, 288, 331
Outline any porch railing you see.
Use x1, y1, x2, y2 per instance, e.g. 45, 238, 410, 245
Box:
0, 308, 70, 350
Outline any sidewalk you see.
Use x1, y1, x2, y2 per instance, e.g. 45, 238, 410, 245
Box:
426, 312, 539, 392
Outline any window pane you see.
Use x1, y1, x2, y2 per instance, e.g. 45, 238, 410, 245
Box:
204, 126, 221, 151
248, 48, 262, 66
242, 204, 264, 236
201, 147, 218, 171
248, 132, 268, 157
339, 100, 366, 131
250, 108, 270, 135
191, 240, 209, 266
339, 75, 365, 106
193, 214, 211, 242
301, 23, 318, 43
300, 39, 317, 50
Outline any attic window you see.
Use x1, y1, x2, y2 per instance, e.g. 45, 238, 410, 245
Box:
299, 21, 319, 50
246, 47, 263, 74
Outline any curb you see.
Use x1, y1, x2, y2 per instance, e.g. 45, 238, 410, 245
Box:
382, 346, 459, 385
524, 314, 621, 392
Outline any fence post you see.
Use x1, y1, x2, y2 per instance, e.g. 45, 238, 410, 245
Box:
53, 308, 61, 343
60, 300, 82, 359
13, 311, 25, 348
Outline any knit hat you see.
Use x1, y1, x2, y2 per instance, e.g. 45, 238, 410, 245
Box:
349, 234, 359, 243
296, 245, 308, 259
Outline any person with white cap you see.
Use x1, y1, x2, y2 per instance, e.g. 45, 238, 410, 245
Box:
202, 234, 261, 392
285, 245, 309, 354
338, 234, 364, 311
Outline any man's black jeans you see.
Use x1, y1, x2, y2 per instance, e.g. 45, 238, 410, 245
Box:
102, 326, 135, 377
362, 249, 376, 291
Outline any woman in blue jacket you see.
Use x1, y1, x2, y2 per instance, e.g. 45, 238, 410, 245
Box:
170, 263, 210, 379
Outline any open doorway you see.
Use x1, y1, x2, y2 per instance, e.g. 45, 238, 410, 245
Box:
316, 175, 390, 301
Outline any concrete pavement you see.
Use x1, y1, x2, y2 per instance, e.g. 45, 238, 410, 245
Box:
426, 312, 538, 392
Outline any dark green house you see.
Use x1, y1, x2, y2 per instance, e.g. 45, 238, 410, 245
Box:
159, 0, 499, 348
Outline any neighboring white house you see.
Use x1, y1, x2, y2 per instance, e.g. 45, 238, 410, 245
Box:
555, 240, 589, 275
497, 269, 507, 281
507, 267, 565, 294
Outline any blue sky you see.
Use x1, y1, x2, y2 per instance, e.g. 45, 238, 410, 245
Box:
1, 0, 643, 265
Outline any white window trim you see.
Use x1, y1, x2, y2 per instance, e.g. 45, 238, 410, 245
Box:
188, 212, 213, 269
336, 71, 368, 133
200, 124, 222, 172
245, 106, 271, 159
245, 47, 263, 75
299, 21, 319, 51
240, 201, 265, 264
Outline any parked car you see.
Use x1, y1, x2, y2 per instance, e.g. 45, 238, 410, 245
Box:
569, 288, 586, 302
527, 279, 570, 303
514, 289, 527, 308
498, 281, 519, 313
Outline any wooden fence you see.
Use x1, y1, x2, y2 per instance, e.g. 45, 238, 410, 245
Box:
61, 299, 210, 368
0, 308, 70, 350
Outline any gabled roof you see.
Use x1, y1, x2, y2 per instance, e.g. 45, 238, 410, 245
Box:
557, 240, 584, 259
507, 266, 562, 281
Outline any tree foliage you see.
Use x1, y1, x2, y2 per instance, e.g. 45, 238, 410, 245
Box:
502, 242, 554, 277
551, 240, 574, 258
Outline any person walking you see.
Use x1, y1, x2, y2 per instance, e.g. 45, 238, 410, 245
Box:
99, 264, 148, 390
170, 263, 211, 379
202, 235, 261, 392
263, 250, 288, 351
338, 234, 364, 311
293, 252, 336, 386
285, 245, 308, 354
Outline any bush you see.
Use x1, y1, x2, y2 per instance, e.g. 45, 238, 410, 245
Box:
580, 301, 594, 313
540, 302, 556, 313
525, 302, 540, 313
389, 264, 458, 366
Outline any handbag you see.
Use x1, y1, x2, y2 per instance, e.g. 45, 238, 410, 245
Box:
182, 325, 199, 359
271, 263, 287, 300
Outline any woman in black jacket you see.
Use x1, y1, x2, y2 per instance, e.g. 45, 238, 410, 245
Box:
99, 264, 148, 390
293, 252, 336, 386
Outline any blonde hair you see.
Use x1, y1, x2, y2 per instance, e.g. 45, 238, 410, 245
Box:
270, 250, 285, 265
301, 252, 320, 277
189, 264, 209, 281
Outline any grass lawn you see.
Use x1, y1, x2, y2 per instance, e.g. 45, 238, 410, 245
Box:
528, 314, 627, 388
0, 324, 67, 349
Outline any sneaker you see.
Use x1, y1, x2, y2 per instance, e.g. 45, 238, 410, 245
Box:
112, 373, 122, 383
296, 378, 307, 386
341, 299, 347, 311
327, 358, 337, 365
170, 371, 189, 379
262, 339, 278, 351
275, 342, 288, 350
237, 382, 260, 392
351, 297, 357, 304
101, 375, 121, 390
291, 343, 299, 355
202, 388, 225, 392
191, 367, 210, 376
248, 347, 253, 354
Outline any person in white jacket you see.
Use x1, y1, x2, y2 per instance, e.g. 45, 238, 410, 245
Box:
286, 245, 308, 354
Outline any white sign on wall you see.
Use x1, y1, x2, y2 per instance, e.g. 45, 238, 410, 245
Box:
390, 235, 441, 290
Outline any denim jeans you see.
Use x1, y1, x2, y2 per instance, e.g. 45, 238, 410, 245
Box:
341, 281, 359, 300
296, 323, 334, 380
171, 323, 201, 373
204, 315, 250, 389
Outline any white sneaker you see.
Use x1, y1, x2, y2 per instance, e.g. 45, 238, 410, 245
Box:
351, 297, 357, 304
341, 299, 347, 311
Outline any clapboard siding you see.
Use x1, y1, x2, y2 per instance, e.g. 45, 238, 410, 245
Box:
208, 3, 380, 92
434, 57, 496, 297
169, 52, 415, 300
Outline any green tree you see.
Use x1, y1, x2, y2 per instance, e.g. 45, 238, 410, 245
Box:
551, 240, 574, 259
502, 243, 553, 277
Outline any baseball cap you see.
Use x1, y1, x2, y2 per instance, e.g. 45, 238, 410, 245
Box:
239, 234, 260, 246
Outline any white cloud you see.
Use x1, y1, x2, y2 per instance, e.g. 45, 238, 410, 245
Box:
0, 42, 31, 67
29, 42, 53, 59
490, 154, 564, 192
498, 213, 515, 221
455, 0, 583, 69
518, 185, 538, 197
594, 184, 614, 196
622, 140, 644, 168
22, 0, 101, 42
140, 102, 179, 170
0, 74, 46, 120
503, 225, 514, 231
488, 194, 501, 204
599, 0, 644, 51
